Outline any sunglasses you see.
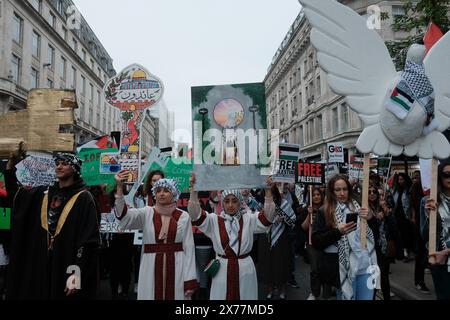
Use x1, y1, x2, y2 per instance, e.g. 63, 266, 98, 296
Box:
442, 171, 450, 179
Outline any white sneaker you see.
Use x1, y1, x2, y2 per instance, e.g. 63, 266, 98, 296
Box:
307, 293, 316, 300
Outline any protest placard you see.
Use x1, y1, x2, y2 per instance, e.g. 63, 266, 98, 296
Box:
327, 142, 345, 163
78, 148, 118, 186
15, 152, 56, 187
274, 144, 300, 184
100, 152, 121, 174
296, 161, 325, 185
0, 207, 11, 230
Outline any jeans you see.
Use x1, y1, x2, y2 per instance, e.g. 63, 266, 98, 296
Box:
336, 274, 374, 300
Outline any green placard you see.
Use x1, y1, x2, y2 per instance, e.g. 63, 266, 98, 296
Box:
0, 207, 11, 230
78, 148, 119, 187
148, 158, 193, 193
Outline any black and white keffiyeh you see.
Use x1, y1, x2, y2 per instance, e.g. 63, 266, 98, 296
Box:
269, 199, 296, 249
335, 201, 378, 300
53, 152, 82, 176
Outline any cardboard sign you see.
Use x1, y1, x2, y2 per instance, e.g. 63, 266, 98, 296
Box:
78, 148, 119, 186
100, 213, 135, 234
0, 207, 11, 230
274, 144, 300, 183
327, 142, 344, 163
296, 162, 325, 185
349, 156, 364, 182
15, 152, 56, 187
100, 153, 122, 174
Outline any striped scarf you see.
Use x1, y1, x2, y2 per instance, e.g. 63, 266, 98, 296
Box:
269, 199, 296, 249
438, 194, 450, 251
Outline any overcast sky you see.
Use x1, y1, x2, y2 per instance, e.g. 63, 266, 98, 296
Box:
72, 0, 301, 144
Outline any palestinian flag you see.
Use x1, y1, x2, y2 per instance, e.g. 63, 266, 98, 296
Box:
386, 86, 415, 120
77, 135, 118, 153
424, 22, 444, 54
279, 144, 300, 161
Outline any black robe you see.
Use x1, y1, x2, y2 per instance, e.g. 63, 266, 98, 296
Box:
5, 169, 100, 300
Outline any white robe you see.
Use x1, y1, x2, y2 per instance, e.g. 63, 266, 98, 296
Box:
117, 206, 197, 300
194, 210, 272, 300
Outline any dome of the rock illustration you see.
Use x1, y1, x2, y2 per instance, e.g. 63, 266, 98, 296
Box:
132, 69, 146, 81
213, 98, 245, 129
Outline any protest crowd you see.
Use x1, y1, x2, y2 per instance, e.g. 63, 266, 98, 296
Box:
0, 143, 449, 301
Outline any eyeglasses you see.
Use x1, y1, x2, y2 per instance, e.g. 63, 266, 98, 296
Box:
442, 172, 450, 179
334, 188, 348, 193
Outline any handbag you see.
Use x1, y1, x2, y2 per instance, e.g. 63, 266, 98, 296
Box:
317, 252, 340, 288
204, 258, 220, 278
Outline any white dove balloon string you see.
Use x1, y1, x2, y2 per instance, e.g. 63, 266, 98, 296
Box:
299, 0, 450, 160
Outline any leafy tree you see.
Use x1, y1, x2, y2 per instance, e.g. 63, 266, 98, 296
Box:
383, 0, 450, 70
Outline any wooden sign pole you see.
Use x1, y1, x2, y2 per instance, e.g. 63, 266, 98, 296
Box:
360, 153, 370, 249
429, 158, 438, 264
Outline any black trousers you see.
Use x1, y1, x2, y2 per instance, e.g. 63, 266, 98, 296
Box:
377, 254, 391, 300
430, 265, 450, 300
414, 226, 427, 285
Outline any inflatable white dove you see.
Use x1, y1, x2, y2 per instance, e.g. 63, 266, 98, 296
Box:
299, 0, 450, 159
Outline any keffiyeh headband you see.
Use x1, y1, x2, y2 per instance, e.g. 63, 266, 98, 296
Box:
53, 152, 82, 176
152, 179, 181, 202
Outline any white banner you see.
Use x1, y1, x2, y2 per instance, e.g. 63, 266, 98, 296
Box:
327, 142, 344, 163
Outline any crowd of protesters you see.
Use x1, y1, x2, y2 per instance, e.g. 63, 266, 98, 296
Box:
0, 148, 449, 301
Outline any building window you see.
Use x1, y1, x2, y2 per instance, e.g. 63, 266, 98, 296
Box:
308, 120, 314, 143
332, 108, 339, 133
71, 67, 77, 89
392, 5, 406, 18
316, 115, 323, 140
48, 12, 56, 28
298, 92, 302, 111
60, 56, 66, 80
82, 49, 86, 61
29, 0, 42, 13
96, 112, 100, 128
299, 126, 304, 147
316, 76, 321, 98
97, 67, 101, 77
90, 83, 94, 101
79, 101, 85, 121
13, 13, 23, 45
89, 107, 93, 125
81, 75, 86, 95
31, 68, 39, 88
11, 55, 21, 84
47, 78, 54, 88
342, 104, 349, 131
72, 38, 78, 53
57, 0, 64, 16
90, 59, 95, 70
32, 31, 41, 58
47, 45, 55, 69
62, 26, 67, 41
97, 90, 101, 106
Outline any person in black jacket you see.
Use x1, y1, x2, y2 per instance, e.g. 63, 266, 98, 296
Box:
369, 184, 398, 300
312, 175, 378, 300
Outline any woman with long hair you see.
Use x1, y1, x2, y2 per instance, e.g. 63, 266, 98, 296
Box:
312, 175, 378, 300
300, 186, 325, 300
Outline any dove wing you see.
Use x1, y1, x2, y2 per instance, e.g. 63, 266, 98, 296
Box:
424, 31, 450, 132
300, 0, 398, 125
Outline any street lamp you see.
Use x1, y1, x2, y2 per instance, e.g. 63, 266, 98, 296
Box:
249, 105, 259, 131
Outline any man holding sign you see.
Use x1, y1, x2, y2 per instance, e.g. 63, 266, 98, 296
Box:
4, 147, 100, 300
